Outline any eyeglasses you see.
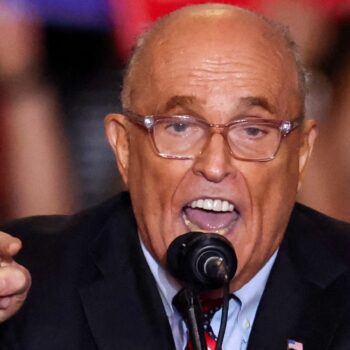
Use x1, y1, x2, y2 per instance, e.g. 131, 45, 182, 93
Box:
123, 110, 302, 162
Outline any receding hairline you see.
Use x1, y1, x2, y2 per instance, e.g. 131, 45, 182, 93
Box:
121, 3, 307, 115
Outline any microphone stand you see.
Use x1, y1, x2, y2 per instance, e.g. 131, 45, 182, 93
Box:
168, 232, 237, 350
215, 279, 230, 350
175, 283, 231, 350
173, 287, 206, 350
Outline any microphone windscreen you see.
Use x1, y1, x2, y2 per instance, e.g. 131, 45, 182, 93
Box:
167, 232, 237, 290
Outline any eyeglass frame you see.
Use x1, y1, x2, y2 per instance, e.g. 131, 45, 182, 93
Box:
123, 110, 303, 162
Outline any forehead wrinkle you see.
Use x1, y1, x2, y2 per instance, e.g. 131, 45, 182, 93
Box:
172, 47, 287, 79
202, 57, 239, 67
186, 65, 282, 88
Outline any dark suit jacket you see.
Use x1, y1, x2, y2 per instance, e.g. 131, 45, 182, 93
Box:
1, 192, 350, 350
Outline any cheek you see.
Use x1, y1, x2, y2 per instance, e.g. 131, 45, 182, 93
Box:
128, 138, 163, 214
234, 148, 300, 274
126, 131, 193, 258
245, 138, 300, 214
128, 135, 188, 205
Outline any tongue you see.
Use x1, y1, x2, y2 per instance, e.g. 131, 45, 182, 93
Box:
184, 207, 237, 230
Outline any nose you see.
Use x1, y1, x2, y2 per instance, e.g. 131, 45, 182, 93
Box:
192, 133, 234, 183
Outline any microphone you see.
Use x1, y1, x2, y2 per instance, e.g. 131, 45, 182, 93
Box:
167, 232, 237, 290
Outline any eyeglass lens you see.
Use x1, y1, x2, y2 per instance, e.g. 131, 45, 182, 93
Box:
152, 118, 281, 160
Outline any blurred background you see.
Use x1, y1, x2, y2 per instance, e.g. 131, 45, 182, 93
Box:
0, 0, 349, 222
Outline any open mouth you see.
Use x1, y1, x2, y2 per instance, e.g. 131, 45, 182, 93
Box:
182, 198, 239, 235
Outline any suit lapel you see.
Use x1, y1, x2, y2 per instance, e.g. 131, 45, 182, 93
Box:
248, 206, 350, 350
78, 203, 175, 350
247, 237, 307, 350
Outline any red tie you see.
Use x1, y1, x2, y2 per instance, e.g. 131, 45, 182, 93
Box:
186, 298, 223, 350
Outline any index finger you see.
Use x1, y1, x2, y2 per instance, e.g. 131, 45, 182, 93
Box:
0, 232, 22, 257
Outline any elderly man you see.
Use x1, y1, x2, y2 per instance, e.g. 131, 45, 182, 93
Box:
0, 3, 350, 350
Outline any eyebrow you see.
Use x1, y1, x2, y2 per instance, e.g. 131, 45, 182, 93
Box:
238, 96, 276, 114
164, 95, 198, 112
163, 94, 276, 115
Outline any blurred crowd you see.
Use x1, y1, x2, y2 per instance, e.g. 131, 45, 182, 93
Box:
0, 0, 349, 222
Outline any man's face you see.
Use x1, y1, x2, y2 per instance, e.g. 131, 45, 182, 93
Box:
106, 9, 316, 290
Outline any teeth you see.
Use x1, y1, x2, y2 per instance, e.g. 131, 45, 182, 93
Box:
204, 199, 213, 210
189, 198, 234, 212
213, 200, 220, 212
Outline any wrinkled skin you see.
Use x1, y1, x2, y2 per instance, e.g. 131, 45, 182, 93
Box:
0, 232, 31, 322
106, 5, 317, 292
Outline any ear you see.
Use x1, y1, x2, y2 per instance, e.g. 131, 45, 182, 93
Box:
105, 113, 130, 187
298, 119, 318, 192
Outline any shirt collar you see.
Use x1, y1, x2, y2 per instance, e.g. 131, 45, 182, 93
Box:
233, 250, 278, 342
141, 237, 277, 326
141, 238, 181, 317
